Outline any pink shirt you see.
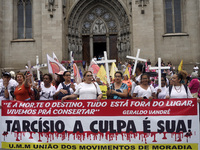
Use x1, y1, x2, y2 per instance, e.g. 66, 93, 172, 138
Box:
189, 79, 199, 93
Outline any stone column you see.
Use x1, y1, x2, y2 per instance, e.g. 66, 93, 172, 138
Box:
42, 0, 63, 63
132, 1, 155, 63
106, 33, 110, 58
90, 35, 93, 60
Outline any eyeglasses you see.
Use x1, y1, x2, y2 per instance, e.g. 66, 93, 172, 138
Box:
86, 75, 93, 77
43, 78, 50, 80
115, 76, 122, 78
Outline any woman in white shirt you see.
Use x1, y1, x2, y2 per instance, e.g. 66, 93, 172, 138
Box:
132, 73, 156, 101
165, 73, 192, 99
61, 71, 102, 101
155, 76, 168, 99
38, 74, 56, 100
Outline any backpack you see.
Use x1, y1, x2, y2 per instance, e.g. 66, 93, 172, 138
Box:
169, 84, 188, 98
57, 83, 71, 100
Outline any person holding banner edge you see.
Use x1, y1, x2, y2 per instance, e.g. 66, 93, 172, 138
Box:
61, 71, 102, 102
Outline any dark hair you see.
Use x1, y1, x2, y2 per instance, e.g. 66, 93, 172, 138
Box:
114, 71, 123, 77
177, 73, 183, 80
63, 71, 71, 76
136, 63, 145, 73
176, 73, 184, 83
161, 75, 167, 82
43, 73, 53, 82
83, 71, 92, 77
55, 75, 64, 87
140, 73, 150, 84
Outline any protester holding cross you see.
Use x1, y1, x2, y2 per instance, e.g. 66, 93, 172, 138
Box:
155, 75, 168, 99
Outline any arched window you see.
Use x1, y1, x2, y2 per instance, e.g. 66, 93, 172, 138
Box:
165, 0, 182, 33
17, 0, 32, 39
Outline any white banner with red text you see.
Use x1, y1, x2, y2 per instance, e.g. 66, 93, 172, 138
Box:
0, 99, 199, 150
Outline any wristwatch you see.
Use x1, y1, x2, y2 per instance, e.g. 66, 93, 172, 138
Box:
5, 87, 8, 90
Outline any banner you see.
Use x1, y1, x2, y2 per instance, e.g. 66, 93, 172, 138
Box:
1, 99, 199, 149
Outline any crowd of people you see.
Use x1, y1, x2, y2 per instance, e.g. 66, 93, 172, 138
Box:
0, 60, 200, 109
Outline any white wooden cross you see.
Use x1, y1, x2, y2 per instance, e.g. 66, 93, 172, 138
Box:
70, 51, 74, 82
20, 61, 36, 86
149, 58, 170, 89
96, 51, 116, 85
33, 55, 47, 81
126, 49, 147, 76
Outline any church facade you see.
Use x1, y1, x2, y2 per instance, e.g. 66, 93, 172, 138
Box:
0, 0, 199, 73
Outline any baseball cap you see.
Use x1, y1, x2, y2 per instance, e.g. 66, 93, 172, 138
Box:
2, 72, 11, 77
55, 71, 64, 76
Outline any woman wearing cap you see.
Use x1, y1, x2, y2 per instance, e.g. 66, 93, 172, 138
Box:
61, 71, 102, 101
54, 71, 65, 89
14, 72, 32, 101
54, 71, 76, 100
0, 72, 18, 101
107, 71, 128, 99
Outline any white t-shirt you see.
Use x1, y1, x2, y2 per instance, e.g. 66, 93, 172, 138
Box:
74, 82, 102, 100
130, 74, 142, 96
56, 82, 77, 94
133, 85, 155, 99
155, 86, 168, 99
40, 84, 56, 100
166, 85, 193, 99
0, 78, 18, 101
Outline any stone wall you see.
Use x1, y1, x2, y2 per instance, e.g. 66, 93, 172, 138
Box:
41, 0, 63, 64
1, 0, 63, 72
132, 0, 155, 63
154, 0, 200, 73
0, 1, 3, 72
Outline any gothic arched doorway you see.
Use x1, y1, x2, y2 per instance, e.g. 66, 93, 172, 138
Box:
67, 0, 131, 64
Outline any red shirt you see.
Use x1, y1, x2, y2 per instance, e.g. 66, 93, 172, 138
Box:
14, 84, 31, 101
